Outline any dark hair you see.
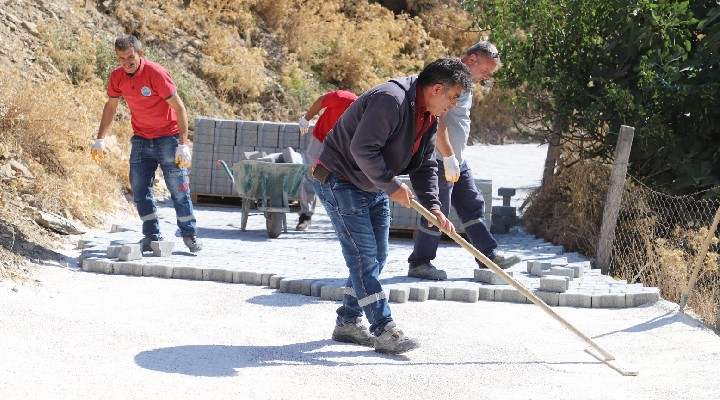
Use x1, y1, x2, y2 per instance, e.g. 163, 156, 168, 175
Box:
466, 40, 502, 67
417, 58, 473, 93
115, 35, 142, 52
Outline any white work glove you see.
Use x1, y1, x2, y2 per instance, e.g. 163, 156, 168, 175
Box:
91, 139, 104, 163
443, 154, 460, 183
299, 116, 310, 136
175, 144, 192, 169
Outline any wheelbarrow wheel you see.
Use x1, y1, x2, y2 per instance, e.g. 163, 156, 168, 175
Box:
265, 212, 284, 238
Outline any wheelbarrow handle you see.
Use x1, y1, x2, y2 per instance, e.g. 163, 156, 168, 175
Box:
215, 159, 235, 185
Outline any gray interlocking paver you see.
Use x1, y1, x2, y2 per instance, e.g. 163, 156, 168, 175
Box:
409, 287, 429, 302
118, 244, 142, 261
114, 261, 143, 276
150, 241, 174, 257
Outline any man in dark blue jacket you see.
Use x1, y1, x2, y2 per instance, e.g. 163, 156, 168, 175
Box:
313, 58, 473, 355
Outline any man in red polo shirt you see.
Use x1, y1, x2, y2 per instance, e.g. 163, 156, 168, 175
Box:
296, 90, 358, 231
92, 34, 202, 253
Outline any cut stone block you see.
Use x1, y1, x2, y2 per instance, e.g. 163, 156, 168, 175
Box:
444, 287, 479, 303
82, 258, 113, 274
280, 147, 303, 164
110, 224, 134, 233
143, 264, 173, 278
113, 262, 143, 276
77, 239, 99, 249
497, 187, 516, 197
261, 273, 274, 286
547, 266, 574, 279
530, 261, 552, 277
533, 290, 560, 306
526, 260, 534, 273
320, 285, 345, 301
474, 269, 512, 285
172, 266, 203, 280
428, 286, 445, 300
203, 268, 234, 283
269, 275, 285, 289
239, 151, 267, 161
558, 293, 592, 308
409, 287, 429, 302
492, 205, 516, 217
106, 245, 122, 259
539, 276, 570, 293
626, 288, 660, 307
478, 286, 496, 301
257, 153, 283, 163
239, 271, 262, 285
592, 293, 627, 308
310, 281, 325, 297
493, 287, 529, 303
388, 287, 409, 303
118, 244, 142, 261
567, 264, 584, 278
150, 241, 174, 257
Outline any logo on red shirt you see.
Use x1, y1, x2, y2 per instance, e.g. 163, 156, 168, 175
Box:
141, 86, 151, 96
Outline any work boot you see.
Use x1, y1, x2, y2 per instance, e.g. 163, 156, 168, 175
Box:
478, 254, 521, 270
408, 262, 447, 280
295, 214, 312, 231
332, 317, 375, 347
374, 321, 420, 355
183, 235, 203, 253
138, 234, 163, 252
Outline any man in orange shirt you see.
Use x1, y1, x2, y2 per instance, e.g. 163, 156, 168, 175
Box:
296, 90, 358, 231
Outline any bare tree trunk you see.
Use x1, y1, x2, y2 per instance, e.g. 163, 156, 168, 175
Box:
542, 115, 563, 187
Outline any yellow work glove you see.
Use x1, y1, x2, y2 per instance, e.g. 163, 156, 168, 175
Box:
175, 144, 192, 169
443, 154, 460, 183
91, 139, 104, 163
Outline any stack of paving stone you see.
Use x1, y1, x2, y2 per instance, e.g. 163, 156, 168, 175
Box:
190, 117, 311, 197
390, 176, 492, 233
490, 187, 518, 234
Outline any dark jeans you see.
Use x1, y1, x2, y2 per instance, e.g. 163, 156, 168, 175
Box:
129, 134, 197, 238
408, 161, 497, 268
313, 175, 392, 335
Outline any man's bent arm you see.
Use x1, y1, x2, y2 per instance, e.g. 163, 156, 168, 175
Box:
97, 97, 119, 139
167, 94, 189, 145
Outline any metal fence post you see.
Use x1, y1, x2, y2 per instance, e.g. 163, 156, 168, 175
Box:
596, 125, 635, 274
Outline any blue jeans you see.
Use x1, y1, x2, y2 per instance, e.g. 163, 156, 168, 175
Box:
408, 161, 497, 267
129, 134, 197, 238
313, 175, 392, 335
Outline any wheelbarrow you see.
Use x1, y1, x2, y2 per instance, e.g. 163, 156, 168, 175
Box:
216, 159, 308, 238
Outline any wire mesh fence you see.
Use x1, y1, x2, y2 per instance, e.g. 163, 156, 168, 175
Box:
611, 176, 720, 328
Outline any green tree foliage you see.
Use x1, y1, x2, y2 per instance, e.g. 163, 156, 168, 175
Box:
467, 0, 720, 195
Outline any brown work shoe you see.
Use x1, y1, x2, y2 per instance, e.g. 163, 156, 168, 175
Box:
374, 321, 420, 355
478, 254, 521, 270
332, 317, 375, 347
408, 263, 447, 280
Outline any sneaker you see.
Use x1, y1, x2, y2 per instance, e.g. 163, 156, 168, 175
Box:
295, 215, 312, 231
408, 262, 447, 280
374, 321, 420, 355
479, 254, 521, 269
183, 235, 203, 252
138, 234, 163, 252
332, 317, 375, 347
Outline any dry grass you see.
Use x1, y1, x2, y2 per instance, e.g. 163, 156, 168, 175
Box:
523, 154, 719, 329
521, 159, 610, 256
0, 69, 130, 225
